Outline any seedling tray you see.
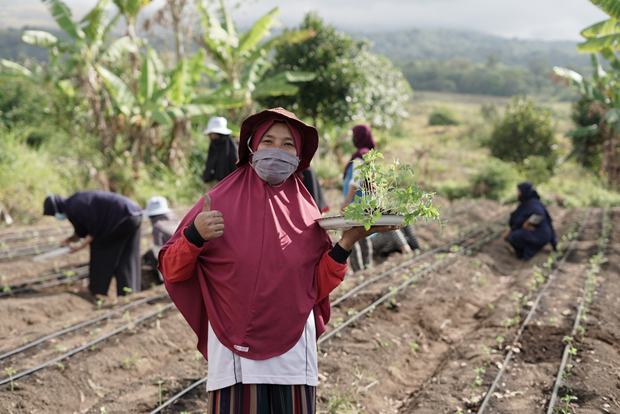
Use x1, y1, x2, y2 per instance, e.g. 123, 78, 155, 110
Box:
316, 214, 405, 231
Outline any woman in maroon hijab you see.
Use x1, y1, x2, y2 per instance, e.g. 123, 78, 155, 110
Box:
159, 109, 397, 414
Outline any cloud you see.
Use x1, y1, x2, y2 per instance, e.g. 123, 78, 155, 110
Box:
0, 0, 610, 40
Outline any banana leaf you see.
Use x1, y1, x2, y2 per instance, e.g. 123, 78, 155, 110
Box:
43, 0, 85, 41
96, 64, 136, 116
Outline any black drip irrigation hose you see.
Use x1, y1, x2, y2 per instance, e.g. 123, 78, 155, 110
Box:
477, 209, 592, 414
150, 225, 505, 413
0, 226, 73, 243
0, 302, 176, 386
0, 292, 170, 361
320, 228, 503, 344
0, 272, 90, 298
0, 265, 89, 292
332, 221, 497, 307
149, 377, 209, 414
546, 208, 610, 414
0, 243, 60, 260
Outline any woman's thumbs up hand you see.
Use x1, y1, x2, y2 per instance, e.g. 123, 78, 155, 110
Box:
194, 194, 224, 241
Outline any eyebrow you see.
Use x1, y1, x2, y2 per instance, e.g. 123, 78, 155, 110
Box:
262, 133, 294, 141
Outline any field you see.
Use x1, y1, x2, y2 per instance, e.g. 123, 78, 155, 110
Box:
1, 93, 620, 414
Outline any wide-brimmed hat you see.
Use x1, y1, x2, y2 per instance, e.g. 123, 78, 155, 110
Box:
204, 117, 233, 135
143, 196, 172, 217
238, 108, 318, 173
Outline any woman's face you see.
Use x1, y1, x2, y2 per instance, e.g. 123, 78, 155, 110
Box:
257, 122, 297, 156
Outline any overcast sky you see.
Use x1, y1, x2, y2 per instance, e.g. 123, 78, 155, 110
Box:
0, 0, 609, 40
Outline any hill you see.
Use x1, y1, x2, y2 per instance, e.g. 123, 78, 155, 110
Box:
359, 28, 589, 70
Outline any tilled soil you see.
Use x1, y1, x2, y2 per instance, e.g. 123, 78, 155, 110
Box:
1, 202, 618, 414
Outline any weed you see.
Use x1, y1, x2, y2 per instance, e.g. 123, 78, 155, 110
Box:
5, 367, 16, 391
325, 382, 360, 414
157, 380, 167, 406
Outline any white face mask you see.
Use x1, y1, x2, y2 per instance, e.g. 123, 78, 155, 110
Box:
55, 213, 67, 220
250, 148, 300, 185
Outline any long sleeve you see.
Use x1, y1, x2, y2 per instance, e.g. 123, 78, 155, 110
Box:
316, 243, 350, 303
158, 225, 204, 283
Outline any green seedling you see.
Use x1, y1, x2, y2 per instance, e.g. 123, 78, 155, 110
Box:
100, 407, 108, 414
123, 287, 132, 303
374, 337, 392, 351
409, 341, 419, 355
487, 303, 495, 311
385, 286, 398, 308
470, 366, 486, 402
481, 345, 492, 365
503, 318, 512, 333
123, 310, 132, 323
549, 317, 558, 324
496, 336, 504, 350
191, 350, 203, 379
157, 380, 167, 406
89, 328, 101, 351
5, 367, 16, 391
123, 350, 141, 369
156, 304, 164, 319
346, 308, 356, 316
55, 345, 67, 370
64, 320, 71, 329
96, 298, 104, 314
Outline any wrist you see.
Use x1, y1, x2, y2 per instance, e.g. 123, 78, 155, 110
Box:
338, 234, 355, 251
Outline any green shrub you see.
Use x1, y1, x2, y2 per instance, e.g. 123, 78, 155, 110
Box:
520, 155, 553, 184
486, 95, 557, 172
469, 158, 522, 201
428, 106, 461, 126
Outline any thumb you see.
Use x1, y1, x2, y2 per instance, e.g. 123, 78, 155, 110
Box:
202, 193, 211, 212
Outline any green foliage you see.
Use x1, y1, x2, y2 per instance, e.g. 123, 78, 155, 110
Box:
342, 150, 442, 230
470, 158, 522, 201
567, 96, 605, 171
435, 180, 470, 201
487, 96, 558, 171
261, 12, 409, 132
428, 106, 461, 126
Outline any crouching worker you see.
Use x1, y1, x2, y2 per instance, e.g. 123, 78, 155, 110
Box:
142, 196, 180, 281
503, 182, 557, 260
43, 191, 142, 299
158, 108, 398, 414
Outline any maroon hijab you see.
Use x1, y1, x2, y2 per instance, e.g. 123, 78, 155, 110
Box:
161, 110, 332, 361
344, 123, 376, 178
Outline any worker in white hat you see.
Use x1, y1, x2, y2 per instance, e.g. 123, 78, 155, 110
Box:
203, 117, 238, 183
143, 196, 180, 281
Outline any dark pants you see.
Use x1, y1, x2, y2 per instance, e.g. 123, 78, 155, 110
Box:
89, 216, 142, 296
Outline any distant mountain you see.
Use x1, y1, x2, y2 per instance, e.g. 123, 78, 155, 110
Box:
357, 28, 590, 70
0, 27, 65, 63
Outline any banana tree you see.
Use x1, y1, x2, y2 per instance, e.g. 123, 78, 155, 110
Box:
97, 48, 243, 172
3, 0, 142, 154
552, 0, 620, 186
197, 0, 315, 121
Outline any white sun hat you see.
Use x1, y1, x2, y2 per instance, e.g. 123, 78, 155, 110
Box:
204, 116, 233, 135
143, 196, 172, 217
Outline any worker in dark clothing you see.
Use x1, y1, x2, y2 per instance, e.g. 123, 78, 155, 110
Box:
203, 117, 238, 184
142, 196, 180, 281
503, 182, 557, 260
43, 191, 142, 299
298, 165, 329, 213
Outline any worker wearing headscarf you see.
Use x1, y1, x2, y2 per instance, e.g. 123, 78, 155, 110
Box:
159, 109, 397, 413
503, 182, 557, 260
43, 191, 142, 298
203, 116, 238, 183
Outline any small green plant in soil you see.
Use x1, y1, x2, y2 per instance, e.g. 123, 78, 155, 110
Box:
55, 345, 67, 370
342, 150, 443, 230
470, 366, 486, 403
123, 287, 132, 303
96, 298, 104, 314
89, 328, 101, 351
5, 367, 16, 391
157, 380, 167, 406
409, 341, 419, 355
191, 350, 203, 380
481, 345, 492, 365
123, 350, 141, 370
496, 335, 504, 350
